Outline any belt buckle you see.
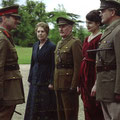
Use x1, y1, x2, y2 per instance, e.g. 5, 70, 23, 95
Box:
104, 66, 109, 71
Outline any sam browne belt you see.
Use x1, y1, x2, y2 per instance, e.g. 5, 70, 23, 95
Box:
56, 64, 73, 69
4, 64, 19, 71
97, 65, 116, 72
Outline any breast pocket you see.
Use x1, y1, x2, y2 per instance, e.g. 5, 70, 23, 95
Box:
99, 71, 116, 99
99, 40, 114, 62
101, 70, 116, 82
60, 47, 72, 64
58, 70, 73, 89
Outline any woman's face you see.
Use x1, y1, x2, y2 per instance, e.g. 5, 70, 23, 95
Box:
37, 26, 47, 42
86, 19, 100, 33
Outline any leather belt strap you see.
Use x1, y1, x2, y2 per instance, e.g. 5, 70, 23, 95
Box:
4, 64, 19, 71
97, 65, 116, 72
56, 64, 73, 69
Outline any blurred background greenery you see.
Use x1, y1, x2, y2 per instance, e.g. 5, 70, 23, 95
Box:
1, 0, 91, 47
16, 46, 32, 64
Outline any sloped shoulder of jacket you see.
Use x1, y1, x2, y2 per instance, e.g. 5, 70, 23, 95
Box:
71, 36, 82, 45
0, 30, 9, 42
72, 36, 82, 43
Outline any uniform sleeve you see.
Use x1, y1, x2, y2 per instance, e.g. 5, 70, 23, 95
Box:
71, 40, 82, 88
0, 39, 8, 99
114, 30, 120, 94
49, 45, 56, 85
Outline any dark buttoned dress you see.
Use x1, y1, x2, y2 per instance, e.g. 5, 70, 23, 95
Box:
24, 39, 58, 120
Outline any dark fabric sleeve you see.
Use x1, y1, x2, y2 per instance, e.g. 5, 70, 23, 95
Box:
28, 46, 35, 83
49, 44, 56, 85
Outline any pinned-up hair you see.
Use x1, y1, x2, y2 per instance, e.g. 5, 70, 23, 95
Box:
35, 22, 49, 35
86, 10, 102, 26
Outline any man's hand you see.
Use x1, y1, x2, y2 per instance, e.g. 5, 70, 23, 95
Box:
91, 84, 96, 97
68, 87, 77, 94
77, 86, 81, 95
48, 84, 54, 90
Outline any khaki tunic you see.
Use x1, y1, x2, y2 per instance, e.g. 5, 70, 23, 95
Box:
54, 34, 82, 90
96, 19, 120, 102
0, 27, 25, 105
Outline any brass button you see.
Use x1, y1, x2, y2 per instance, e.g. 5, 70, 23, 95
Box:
104, 41, 106, 43
13, 77, 16, 79
66, 47, 68, 48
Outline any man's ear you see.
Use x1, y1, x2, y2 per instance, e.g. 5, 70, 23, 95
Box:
111, 9, 116, 17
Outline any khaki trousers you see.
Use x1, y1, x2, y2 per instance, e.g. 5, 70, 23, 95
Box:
55, 91, 79, 120
0, 105, 16, 120
101, 102, 120, 120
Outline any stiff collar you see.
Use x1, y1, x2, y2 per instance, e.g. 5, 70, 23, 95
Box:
62, 33, 73, 42
105, 19, 120, 31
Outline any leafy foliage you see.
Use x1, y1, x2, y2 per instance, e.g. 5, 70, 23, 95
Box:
1, 0, 89, 46
1, 0, 18, 6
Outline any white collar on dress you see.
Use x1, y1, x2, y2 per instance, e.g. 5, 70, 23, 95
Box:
88, 31, 102, 42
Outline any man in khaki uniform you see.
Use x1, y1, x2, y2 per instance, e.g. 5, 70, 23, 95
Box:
54, 17, 82, 120
0, 5, 25, 120
91, 0, 120, 120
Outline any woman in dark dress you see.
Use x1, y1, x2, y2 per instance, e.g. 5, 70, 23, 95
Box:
77, 10, 104, 120
24, 22, 58, 120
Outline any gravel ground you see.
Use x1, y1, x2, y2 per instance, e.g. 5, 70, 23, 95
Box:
12, 64, 85, 120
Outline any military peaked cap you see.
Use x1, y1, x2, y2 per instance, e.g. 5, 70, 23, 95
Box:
56, 17, 75, 26
0, 5, 21, 19
99, 0, 120, 10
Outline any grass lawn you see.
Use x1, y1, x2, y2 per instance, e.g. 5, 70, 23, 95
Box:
16, 46, 32, 64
